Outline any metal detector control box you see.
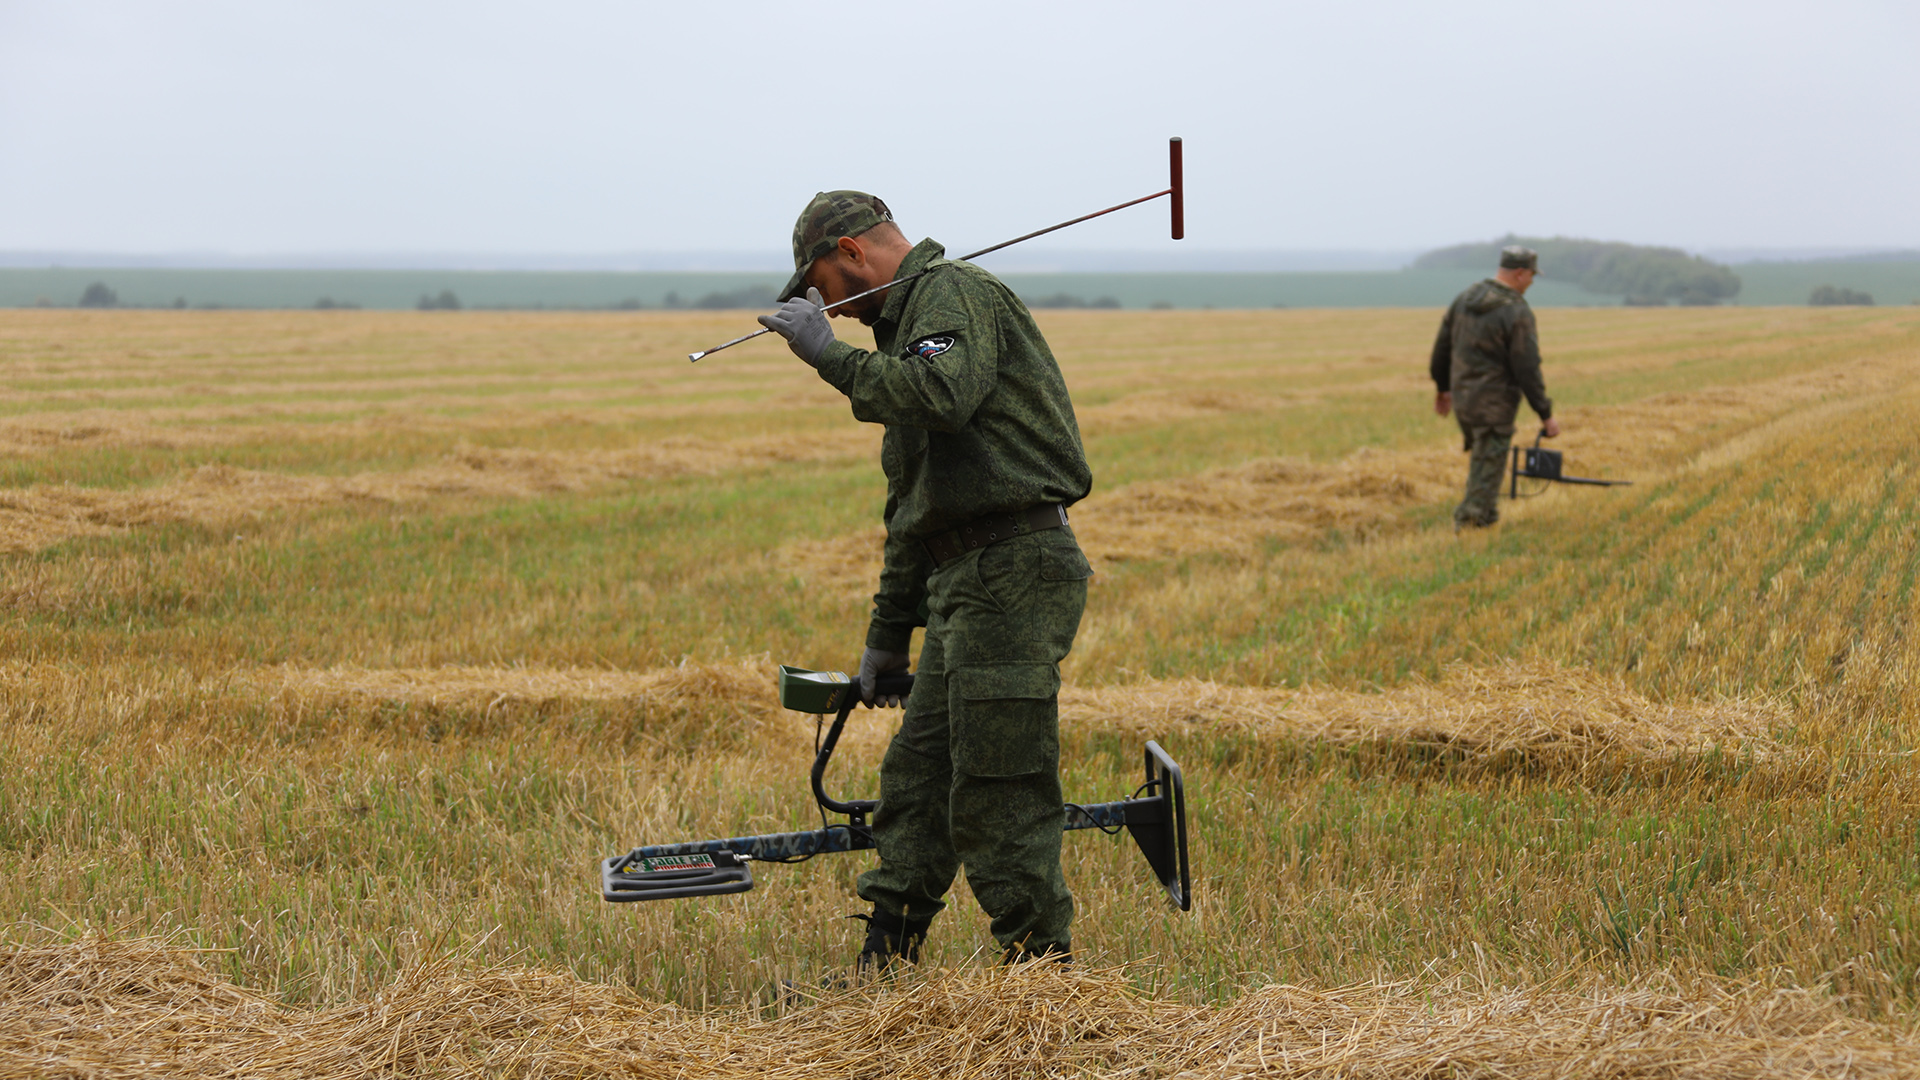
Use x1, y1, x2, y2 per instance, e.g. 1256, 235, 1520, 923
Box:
600, 668, 1193, 911
1521, 445, 1563, 481
777, 665, 853, 714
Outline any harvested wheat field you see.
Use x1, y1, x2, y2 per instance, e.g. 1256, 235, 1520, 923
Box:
5, 306, 1920, 1076
9, 937, 1919, 1079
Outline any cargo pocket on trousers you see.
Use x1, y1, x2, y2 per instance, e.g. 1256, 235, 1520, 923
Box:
952, 663, 1061, 778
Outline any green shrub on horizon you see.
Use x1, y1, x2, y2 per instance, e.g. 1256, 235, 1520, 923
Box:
1809, 284, 1874, 306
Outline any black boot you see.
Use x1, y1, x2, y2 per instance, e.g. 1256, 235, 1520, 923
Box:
777, 908, 933, 1003
1003, 939, 1072, 967
853, 907, 933, 972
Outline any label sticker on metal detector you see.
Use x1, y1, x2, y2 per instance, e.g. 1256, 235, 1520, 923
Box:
909, 334, 956, 360
637, 854, 716, 872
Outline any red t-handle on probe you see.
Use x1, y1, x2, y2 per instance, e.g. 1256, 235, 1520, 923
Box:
1169, 136, 1184, 240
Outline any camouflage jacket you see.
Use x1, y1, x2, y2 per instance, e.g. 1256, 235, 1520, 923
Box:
812, 239, 1093, 653
1429, 279, 1553, 426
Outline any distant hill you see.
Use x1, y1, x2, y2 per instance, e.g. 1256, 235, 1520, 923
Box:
1414, 235, 1741, 305
1817, 250, 1920, 264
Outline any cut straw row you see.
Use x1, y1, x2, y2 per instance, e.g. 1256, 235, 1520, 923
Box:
3, 936, 1912, 1079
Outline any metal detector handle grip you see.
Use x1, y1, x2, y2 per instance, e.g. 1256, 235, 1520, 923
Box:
811, 670, 915, 816
871, 671, 915, 702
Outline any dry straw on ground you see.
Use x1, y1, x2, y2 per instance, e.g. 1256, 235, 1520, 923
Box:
3, 936, 1913, 1079
241, 658, 787, 751
3, 325, 1908, 562
1074, 387, 1289, 434
256, 658, 1782, 768
0, 416, 240, 454
1071, 448, 1454, 562
769, 448, 1455, 600
0, 433, 869, 554
773, 349, 1920, 599
256, 658, 770, 711
1063, 661, 1784, 764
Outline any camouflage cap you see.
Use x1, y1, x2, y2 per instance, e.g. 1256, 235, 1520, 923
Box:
1499, 245, 1540, 273
779, 190, 895, 302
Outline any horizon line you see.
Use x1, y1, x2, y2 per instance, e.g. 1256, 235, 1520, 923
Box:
1, 244, 1916, 273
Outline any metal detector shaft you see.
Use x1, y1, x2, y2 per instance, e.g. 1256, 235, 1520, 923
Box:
609, 793, 1157, 867
609, 825, 873, 867
688, 137, 1184, 362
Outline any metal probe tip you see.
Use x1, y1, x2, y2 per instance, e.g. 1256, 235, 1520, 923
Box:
688, 352, 704, 362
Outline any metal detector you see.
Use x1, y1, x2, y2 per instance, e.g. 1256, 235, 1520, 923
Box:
689, 136, 1186, 362
600, 667, 1192, 911
1509, 429, 1631, 499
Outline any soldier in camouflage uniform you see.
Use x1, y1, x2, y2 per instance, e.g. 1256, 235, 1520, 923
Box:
1430, 245, 1562, 528
757, 191, 1094, 967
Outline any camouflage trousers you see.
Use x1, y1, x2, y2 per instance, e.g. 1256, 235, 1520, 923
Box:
857, 527, 1092, 955
1456, 420, 1514, 527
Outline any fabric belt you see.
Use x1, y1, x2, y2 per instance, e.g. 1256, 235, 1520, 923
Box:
922, 503, 1068, 568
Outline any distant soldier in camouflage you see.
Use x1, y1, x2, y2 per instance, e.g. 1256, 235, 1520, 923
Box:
1430, 245, 1562, 528
757, 191, 1093, 968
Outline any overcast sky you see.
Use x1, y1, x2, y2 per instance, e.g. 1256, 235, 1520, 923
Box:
2, 0, 1916, 263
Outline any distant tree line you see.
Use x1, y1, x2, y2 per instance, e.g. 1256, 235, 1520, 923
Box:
1022, 293, 1122, 310
662, 285, 780, 310
466, 299, 647, 311
406, 287, 783, 312
1414, 235, 1741, 305
1808, 285, 1874, 306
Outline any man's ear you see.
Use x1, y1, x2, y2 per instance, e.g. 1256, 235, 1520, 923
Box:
836, 235, 864, 265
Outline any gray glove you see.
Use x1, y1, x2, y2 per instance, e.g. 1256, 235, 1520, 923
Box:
756, 286, 836, 366
858, 647, 911, 708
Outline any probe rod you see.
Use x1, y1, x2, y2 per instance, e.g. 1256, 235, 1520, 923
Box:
688, 137, 1185, 362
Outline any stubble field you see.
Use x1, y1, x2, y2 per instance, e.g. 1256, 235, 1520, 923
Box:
5, 305, 1920, 1076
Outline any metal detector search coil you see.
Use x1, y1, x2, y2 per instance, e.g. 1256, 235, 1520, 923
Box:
600, 667, 1194, 911
604, 850, 753, 901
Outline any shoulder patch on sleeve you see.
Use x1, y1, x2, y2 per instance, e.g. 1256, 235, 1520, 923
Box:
907, 334, 957, 360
